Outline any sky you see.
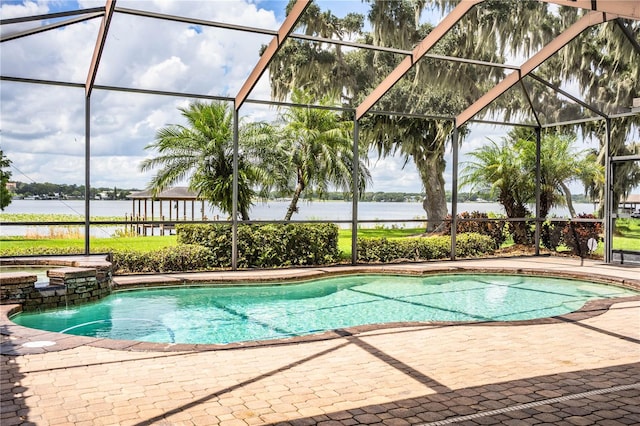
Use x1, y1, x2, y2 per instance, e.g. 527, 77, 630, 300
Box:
0, 0, 611, 195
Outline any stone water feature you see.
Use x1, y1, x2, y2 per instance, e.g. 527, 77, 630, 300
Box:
0, 256, 112, 311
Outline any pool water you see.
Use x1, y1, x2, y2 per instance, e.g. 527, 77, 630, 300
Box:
12, 274, 638, 345
0, 265, 54, 288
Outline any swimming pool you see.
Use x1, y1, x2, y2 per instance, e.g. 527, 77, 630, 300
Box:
12, 274, 638, 345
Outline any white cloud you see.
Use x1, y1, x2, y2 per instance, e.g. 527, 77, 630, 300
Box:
90, 155, 153, 188
5, 0, 596, 197
0, 1, 50, 35
367, 151, 422, 193
134, 56, 189, 90
0, 0, 444, 195
1, 0, 281, 191
9, 152, 87, 185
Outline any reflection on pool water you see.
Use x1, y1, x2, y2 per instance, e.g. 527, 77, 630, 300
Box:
12, 274, 638, 345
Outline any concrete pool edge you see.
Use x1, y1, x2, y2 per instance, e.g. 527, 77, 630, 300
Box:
2, 257, 639, 355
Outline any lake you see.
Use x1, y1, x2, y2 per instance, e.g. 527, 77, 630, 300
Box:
0, 199, 596, 237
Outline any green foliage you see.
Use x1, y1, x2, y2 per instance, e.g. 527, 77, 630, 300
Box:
269, 89, 371, 220
1, 149, 12, 210
360, 192, 423, 202
11, 181, 135, 200
613, 218, 640, 252
455, 233, 497, 258
357, 232, 494, 263
269, 0, 502, 232
461, 129, 600, 245
112, 244, 213, 274
0, 245, 84, 256
0, 213, 119, 222
177, 223, 233, 266
0, 235, 177, 256
139, 101, 272, 220
541, 219, 564, 251
176, 223, 341, 268
461, 135, 531, 244
442, 211, 507, 249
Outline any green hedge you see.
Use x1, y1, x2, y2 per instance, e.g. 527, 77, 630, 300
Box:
176, 223, 341, 268
357, 232, 494, 263
112, 244, 214, 274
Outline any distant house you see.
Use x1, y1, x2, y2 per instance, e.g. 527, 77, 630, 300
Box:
619, 194, 640, 213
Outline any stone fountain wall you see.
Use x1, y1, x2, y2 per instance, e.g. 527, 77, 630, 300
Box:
0, 257, 112, 312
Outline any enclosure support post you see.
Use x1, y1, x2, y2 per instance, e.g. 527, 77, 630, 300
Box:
535, 127, 541, 255
351, 118, 359, 265
84, 96, 91, 255
232, 107, 239, 270
450, 125, 459, 261
604, 118, 612, 263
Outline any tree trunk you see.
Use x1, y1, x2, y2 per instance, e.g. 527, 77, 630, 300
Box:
416, 154, 448, 233
284, 181, 304, 221
560, 182, 576, 218
240, 207, 250, 221
501, 194, 531, 245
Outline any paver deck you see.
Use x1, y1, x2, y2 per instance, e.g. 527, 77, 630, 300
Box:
2, 256, 639, 425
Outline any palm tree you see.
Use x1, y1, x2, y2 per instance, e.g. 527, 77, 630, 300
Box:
139, 101, 272, 220
268, 0, 502, 232
518, 130, 603, 219
458, 2, 639, 215
462, 128, 604, 243
268, 0, 636, 230
271, 89, 371, 220
461, 137, 532, 244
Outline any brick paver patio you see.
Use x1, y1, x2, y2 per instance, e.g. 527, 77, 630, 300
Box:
2, 257, 639, 425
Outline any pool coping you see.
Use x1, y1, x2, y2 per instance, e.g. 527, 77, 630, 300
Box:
2, 257, 640, 355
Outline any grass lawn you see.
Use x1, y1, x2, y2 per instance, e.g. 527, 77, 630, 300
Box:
613, 218, 640, 251
0, 235, 178, 255
0, 227, 424, 257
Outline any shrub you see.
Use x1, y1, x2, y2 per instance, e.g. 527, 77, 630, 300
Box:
357, 232, 494, 263
561, 214, 602, 256
176, 223, 232, 266
455, 233, 496, 258
540, 218, 564, 251
112, 244, 213, 274
442, 211, 506, 249
176, 223, 340, 268
505, 219, 536, 246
